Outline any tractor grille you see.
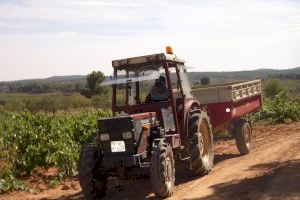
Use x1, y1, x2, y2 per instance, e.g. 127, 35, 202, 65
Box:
98, 116, 135, 155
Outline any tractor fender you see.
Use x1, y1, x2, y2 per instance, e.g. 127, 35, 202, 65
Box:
152, 138, 166, 153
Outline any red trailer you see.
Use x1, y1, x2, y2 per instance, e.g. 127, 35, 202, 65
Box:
193, 80, 262, 131
192, 79, 262, 154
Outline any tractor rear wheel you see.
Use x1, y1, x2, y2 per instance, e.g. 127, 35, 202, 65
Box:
233, 119, 252, 155
150, 139, 175, 198
187, 111, 214, 175
79, 143, 107, 200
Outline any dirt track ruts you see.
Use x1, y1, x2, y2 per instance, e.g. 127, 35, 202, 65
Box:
1, 122, 300, 200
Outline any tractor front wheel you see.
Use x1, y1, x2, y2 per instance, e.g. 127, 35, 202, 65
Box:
79, 143, 107, 200
150, 139, 175, 198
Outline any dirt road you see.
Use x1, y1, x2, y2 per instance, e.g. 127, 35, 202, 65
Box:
1, 122, 300, 200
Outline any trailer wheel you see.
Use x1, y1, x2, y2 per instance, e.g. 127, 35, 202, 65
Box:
187, 111, 214, 175
233, 119, 252, 155
79, 143, 107, 200
150, 139, 175, 198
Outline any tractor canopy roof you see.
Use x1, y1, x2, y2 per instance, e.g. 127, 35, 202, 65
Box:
112, 53, 185, 70
101, 53, 185, 86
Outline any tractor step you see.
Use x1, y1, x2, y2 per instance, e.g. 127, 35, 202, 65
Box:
133, 152, 150, 167
178, 150, 190, 161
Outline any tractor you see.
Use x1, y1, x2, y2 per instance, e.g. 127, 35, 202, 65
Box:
79, 47, 262, 199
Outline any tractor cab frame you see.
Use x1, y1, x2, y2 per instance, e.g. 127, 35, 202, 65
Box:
107, 53, 198, 150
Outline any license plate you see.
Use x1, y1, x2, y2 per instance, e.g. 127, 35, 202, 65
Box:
111, 141, 126, 152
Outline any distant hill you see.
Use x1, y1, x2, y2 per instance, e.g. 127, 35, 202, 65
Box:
4, 75, 86, 84
0, 67, 299, 93
189, 67, 300, 84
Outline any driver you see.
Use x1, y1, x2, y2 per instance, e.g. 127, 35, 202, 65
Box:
145, 76, 170, 103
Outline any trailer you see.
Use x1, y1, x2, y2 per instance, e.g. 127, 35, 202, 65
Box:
192, 79, 262, 154
193, 79, 262, 131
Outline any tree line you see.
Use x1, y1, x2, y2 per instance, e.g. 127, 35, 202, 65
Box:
269, 73, 300, 80
0, 81, 85, 94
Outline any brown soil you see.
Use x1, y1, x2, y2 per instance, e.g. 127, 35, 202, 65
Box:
1, 122, 300, 200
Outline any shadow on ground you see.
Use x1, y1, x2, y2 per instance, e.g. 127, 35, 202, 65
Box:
214, 153, 240, 165
182, 159, 300, 200
52, 152, 240, 200
50, 177, 156, 200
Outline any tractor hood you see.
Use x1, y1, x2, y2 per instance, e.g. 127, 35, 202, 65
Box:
98, 112, 157, 144
98, 112, 158, 168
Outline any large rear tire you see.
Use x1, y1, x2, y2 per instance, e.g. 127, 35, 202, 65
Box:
233, 119, 252, 155
187, 111, 214, 175
79, 143, 107, 200
150, 139, 175, 198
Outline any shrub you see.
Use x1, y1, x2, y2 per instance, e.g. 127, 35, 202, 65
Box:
0, 172, 30, 193
249, 91, 300, 124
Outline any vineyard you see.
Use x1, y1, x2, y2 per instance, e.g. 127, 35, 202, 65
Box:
0, 110, 110, 192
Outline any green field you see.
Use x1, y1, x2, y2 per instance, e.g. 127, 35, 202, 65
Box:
0, 69, 300, 193
0, 92, 112, 112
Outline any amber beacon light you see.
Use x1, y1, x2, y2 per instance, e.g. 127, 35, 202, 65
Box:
166, 46, 173, 54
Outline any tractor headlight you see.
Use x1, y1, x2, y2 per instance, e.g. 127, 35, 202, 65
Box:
100, 133, 110, 141
122, 131, 133, 139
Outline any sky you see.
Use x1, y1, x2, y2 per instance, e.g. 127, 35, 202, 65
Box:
0, 0, 300, 81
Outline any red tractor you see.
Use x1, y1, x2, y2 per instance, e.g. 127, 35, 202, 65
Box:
79, 47, 262, 199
